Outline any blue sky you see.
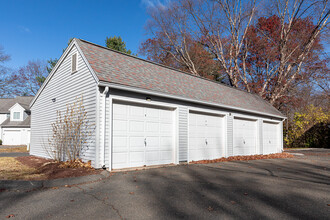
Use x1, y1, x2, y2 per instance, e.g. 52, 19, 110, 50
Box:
1, 0, 329, 70
0, 0, 154, 69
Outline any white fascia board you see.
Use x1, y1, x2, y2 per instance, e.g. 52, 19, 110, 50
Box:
29, 38, 99, 108
98, 82, 286, 120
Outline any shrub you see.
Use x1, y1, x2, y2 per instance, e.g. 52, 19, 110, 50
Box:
0, 139, 2, 145
46, 96, 94, 162
285, 105, 329, 148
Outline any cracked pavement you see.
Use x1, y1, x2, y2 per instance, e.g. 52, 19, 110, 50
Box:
0, 149, 329, 219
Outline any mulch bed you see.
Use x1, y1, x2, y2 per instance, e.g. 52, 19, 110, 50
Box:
16, 156, 101, 180
191, 152, 294, 164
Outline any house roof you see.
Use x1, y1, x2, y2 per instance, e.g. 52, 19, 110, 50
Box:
0, 115, 31, 128
0, 96, 34, 114
76, 39, 284, 118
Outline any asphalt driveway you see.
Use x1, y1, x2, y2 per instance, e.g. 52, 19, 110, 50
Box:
0, 149, 329, 219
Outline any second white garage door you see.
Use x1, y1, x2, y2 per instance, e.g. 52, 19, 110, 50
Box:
112, 102, 174, 169
189, 111, 225, 161
233, 117, 257, 156
263, 121, 280, 154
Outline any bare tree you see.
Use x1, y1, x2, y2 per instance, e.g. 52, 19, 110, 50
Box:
0, 46, 15, 97
17, 60, 48, 95
261, 0, 330, 105
142, 0, 330, 106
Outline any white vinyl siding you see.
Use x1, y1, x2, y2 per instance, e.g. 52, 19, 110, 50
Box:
178, 106, 188, 161
227, 115, 233, 157
30, 45, 97, 166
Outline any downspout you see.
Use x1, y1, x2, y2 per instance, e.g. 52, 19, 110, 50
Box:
101, 86, 109, 168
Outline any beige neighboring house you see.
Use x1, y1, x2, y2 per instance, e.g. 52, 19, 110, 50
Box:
0, 96, 34, 146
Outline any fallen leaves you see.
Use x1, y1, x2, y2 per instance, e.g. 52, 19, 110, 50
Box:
59, 159, 93, 169
207, 206, 214, 211
129, 192, 135, 195
6, 214, 15, 218
191, 153, 294, 164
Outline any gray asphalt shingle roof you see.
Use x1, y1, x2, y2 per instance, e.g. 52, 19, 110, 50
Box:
0, 115, 31, 128
76, 39, 284, 118
0, 96, 34, 114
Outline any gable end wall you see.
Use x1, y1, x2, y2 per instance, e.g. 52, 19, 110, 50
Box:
30, 45, 98, 166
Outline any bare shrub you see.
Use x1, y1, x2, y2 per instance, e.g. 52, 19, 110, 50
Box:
47, 96, 94, 162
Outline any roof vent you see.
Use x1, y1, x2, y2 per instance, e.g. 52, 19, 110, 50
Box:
72, 53, 77, 73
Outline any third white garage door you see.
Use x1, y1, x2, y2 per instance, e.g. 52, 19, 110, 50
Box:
233, 117, 257, 156
262, 121, 280, 154
189, 111, 225, 161
112, 102, 174, 169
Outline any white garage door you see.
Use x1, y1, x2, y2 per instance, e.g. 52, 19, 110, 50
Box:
189, 111, 225, 161
112, 102, 174, 169
233, 117, 257, 156
263, 121, 280, 154
3, 130, 21, 145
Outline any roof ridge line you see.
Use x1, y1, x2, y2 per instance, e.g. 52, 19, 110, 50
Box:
77, 38, 256, 95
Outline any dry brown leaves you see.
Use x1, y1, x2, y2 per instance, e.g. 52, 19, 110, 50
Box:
191, 153, 294, 164
59, 159, 93, 169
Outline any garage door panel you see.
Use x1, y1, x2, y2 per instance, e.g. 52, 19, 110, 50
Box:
233, 118, 257, 156
160, 136, 172, 147
129, 136, 145, 149
113, 120, 127, 132
189, 112, 225, 161
146, 108, 160, 119
160, 151, 172, 161
129, 151, 145, 167
129, 106, 144, 118
160, 123, 172, 134
112, 102, 174, 169
112, 152, 128, 168
3, 130, 21, 145
263, 122, 279, 154
160, 110, 172, 120
146, 122, 159, 132
112, 137, 127, 152
129, 120, 144, 132
113, 104, 127, 117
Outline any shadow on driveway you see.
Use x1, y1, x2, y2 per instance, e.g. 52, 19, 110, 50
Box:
0, 149, 329, 219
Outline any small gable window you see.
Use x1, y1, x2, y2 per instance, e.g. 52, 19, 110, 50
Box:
72, 53, 78, 73
13, 112, 20, 120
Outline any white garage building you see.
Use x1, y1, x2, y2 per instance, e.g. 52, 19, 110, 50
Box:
30, 39, 285, 170
0, 96, 33, 146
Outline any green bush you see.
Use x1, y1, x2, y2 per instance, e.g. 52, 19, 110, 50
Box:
0, 139, 2, 145
285, 105, 329, 148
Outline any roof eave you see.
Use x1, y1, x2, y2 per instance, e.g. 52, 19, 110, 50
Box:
99, 81, 286, 120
